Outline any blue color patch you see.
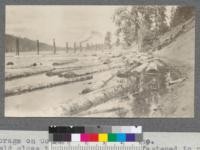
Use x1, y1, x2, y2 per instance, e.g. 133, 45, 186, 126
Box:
116, 133, 126, 142
126, 134, 135, 142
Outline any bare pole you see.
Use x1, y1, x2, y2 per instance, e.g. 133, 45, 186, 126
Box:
66, 42, 68, 53
95, 43, 97, 51
79, 42, 82, 52
16, 37, 19, 56
74, 42, 76, 53
37, 40, 40, 55
86, 43, 90, 51
53, 39, 56, 54
91, 43, 93, 51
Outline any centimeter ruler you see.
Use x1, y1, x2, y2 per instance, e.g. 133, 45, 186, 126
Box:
49, 142, 143, 150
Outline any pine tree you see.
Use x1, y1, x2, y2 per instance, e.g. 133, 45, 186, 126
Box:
113, 6, 170, 51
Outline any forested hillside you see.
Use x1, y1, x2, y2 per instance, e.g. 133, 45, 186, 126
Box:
5, 34, 64, 52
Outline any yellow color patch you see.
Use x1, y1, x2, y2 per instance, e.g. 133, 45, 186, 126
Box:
98, 133, 108, 142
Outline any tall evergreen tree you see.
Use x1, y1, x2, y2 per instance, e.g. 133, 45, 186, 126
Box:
113, 6, 169, 51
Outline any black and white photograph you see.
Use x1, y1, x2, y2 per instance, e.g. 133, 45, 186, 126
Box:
5, 5, 195, 117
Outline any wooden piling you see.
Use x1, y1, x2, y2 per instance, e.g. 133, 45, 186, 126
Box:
16, 37, 20, 56
74, 42, 76, 53
66, 42, 68, 53
79, 42, 82, 52
53, 39, 56, 54
95, 44, 98, 51
86, 43, 89, 50
37, 40, 40, 55
91, 43, 93, 50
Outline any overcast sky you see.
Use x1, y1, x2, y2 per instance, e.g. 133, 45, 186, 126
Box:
6, 6, 118, 47
6, 5, 173, 47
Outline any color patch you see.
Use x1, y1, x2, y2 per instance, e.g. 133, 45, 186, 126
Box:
108, 133, 117, 142
112, 126, 121, 133
81, 134, 90, 142
65, 134, 71, 141
126, 134, 135, 142
53, 133, 65, 141
89, 134, 98, 142
130, 126, 142, 133
135, 134, 143, 142
98, 134, 108, 142
116, 134, 126, 142
71, 127, 85, 133
121, 126, 132, 133
71, 134, 80, 142
49, 134, 53, 142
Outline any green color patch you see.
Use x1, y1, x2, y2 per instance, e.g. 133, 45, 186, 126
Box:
108, 133, 117, 142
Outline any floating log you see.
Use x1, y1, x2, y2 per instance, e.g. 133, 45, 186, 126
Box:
5, 75, 93, 97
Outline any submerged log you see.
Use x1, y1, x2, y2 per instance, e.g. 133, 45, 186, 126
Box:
5, 75, 93, 97
61, 78, 137, 116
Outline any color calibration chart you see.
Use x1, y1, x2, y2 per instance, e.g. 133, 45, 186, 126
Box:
49, 126, 143, 150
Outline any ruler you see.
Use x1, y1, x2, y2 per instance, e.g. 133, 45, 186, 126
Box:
49, 142, 143, 150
